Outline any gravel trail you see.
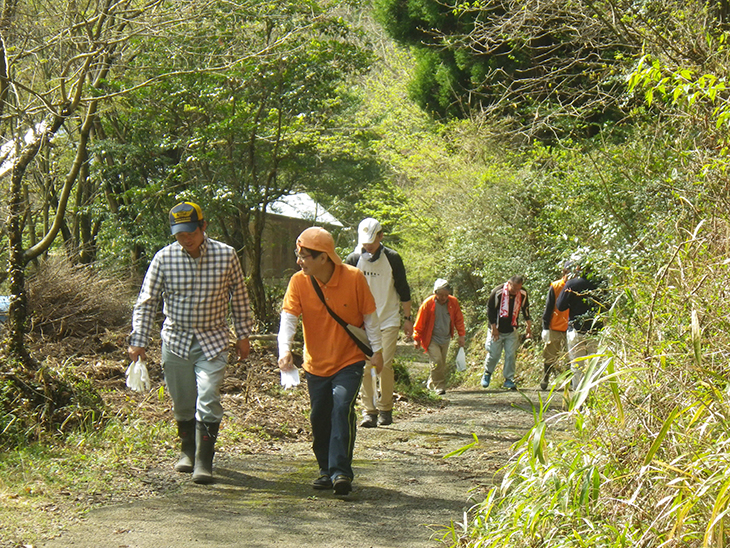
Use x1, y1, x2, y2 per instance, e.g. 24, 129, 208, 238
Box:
39, 383, 544, 548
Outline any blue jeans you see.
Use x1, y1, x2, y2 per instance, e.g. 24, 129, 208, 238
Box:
306, 362, 364, 481
483, 330, 519, 383
162, 339, 227, 423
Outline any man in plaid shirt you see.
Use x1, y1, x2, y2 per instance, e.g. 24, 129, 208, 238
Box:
128, 202, 253, 484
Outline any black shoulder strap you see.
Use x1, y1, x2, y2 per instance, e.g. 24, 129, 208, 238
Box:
310, 275, 347, 328
310, 276, 373, 356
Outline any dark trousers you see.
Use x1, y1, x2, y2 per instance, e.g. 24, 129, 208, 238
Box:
306, 362, 364, 481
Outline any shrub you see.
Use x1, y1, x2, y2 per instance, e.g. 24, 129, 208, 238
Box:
442, 219, 730, 547
26, 256, 133, 339
0, 358, 106, 449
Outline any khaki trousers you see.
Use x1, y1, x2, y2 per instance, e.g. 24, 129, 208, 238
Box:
426, 341, 450, 392
542, 329, 568, 370
361, 326, 399, 413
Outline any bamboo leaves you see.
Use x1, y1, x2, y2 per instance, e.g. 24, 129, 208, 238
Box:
643, 407, 681, 467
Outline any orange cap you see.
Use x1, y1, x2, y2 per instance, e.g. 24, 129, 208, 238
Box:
296, 227, 342, 265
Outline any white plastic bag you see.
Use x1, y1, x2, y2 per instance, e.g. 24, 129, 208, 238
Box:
370, 366, 378, 408
455, 347, 466, 372
280, 367, 300, 389
126, 358, 151, 392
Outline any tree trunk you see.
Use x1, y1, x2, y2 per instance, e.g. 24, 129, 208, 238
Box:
6, 162, 31, 363
76, 147, 97, 264
245, 209, 272, 330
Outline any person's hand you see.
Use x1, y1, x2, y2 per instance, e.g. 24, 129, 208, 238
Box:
491, 325, 500, 341
278, 351, 295, 372
458, 335, 466, 348
541, 329, 549, 344
525, 329, 532, 339
128, 346, 147, 363
403, 319, 414, 339
370, 351, 384, 374
236, 338, 250, 361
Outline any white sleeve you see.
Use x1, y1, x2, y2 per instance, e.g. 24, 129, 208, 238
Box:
363, 312, 383, 352
277, 311, 299, 356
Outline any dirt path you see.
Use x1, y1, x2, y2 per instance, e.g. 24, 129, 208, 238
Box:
40, 386, 545, 548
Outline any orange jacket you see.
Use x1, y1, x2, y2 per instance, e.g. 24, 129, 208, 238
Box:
413, 294, 466, 352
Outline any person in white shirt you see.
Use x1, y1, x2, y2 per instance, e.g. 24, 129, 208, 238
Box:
346, 218, 412, 427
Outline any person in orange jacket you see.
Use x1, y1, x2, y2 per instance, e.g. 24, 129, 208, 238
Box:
413, 279, 466, 395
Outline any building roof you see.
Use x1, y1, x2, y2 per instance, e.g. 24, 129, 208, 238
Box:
266, 192, 343, 227
0, 123, 48, 178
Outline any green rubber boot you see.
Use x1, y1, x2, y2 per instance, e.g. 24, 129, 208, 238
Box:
174, 419, 196, 473
192, 422, 219, 485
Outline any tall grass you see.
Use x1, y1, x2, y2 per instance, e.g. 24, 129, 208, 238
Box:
445, 222, 730, 547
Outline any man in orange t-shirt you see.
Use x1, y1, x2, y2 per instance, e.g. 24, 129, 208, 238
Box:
278, 227, 383, 496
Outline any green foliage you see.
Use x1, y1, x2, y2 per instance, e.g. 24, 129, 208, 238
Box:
351, 6, 730, 544
0, 416, 174, 545
89, 0, 379, 326
627, 52, 730, 167
98, 0, 377, 233
372, 0, 634, 136
5, 5, 730, 547
444, 432, 479, 458
348, 30, 704, 318
392, 357, 443, 404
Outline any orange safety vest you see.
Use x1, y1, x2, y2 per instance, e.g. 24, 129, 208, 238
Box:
549, 278, 570, 332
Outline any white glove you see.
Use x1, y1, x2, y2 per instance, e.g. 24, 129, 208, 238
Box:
541, 329, 550, 344
126, 358, 151, 392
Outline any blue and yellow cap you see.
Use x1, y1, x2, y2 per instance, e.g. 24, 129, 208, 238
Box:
169, 202, 204, 235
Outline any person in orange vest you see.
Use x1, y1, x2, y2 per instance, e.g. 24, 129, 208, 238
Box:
540, 261, 573, 390
556, 258, 607, 390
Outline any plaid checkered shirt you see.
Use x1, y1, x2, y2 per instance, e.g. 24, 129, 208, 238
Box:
130, 236, 253, 360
